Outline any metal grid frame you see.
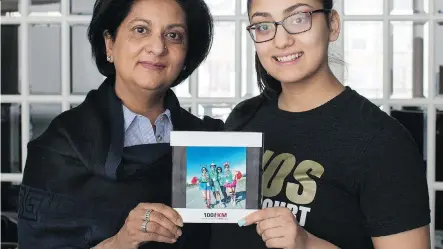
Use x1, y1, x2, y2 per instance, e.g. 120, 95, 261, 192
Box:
1, 0, 442, 247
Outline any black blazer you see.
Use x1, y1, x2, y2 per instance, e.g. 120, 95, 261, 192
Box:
17, 77, 224, 249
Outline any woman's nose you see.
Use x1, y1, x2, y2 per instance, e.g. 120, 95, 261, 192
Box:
145, 35, 167, 55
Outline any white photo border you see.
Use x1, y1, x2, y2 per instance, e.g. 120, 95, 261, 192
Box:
171, 131, 263, 223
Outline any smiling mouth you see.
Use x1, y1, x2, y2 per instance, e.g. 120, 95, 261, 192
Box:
273, 52, 304, 63
139, 61, 166, 70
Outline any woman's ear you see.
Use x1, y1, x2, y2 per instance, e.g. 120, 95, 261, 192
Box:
103, 30, 114, 62
328, 10, 341, 42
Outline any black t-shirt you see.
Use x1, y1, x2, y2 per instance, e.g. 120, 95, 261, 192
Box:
210, 87, 430, 249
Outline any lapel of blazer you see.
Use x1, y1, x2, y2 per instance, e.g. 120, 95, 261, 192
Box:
67, 77, 118, 180
224, 93, 266, 131
102, 79, 125, 180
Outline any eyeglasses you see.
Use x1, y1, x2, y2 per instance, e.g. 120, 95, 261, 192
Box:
246, 9, 331, 43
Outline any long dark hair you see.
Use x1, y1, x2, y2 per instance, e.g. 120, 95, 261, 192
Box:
246, 0, 335, 93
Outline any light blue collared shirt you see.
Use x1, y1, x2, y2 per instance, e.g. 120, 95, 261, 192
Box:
122, 105, 173, 147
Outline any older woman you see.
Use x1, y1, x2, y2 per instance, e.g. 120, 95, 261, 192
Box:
17, 0, 222, 248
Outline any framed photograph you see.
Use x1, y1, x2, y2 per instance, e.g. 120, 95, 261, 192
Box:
171, 131, 263, 223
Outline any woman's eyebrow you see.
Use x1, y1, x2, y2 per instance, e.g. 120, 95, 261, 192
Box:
250, 3, 314, 19
166, 24, 187, 30
128, 17, 151, 25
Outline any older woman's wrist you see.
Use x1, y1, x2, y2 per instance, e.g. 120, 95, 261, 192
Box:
92, 235, 120, 249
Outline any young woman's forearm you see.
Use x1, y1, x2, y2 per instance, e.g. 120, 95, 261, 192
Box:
305, 231, 340, 249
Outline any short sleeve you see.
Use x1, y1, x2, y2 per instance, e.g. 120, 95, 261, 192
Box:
358, 127, 431, 237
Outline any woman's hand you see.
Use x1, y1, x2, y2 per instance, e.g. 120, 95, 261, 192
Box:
238, 207, 308, 249
97, 203, 183, 249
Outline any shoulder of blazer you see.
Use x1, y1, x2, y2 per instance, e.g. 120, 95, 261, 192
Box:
174, 107, 225, 131
26, 81, 114, 178
202, 115, 225, 131
29, 86, 102, 146
224, 93, 267, 131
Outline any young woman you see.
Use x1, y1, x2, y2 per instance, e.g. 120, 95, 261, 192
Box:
209, 163, 224, 207
216, 166, 228, 207
199, 166, 213, 208
211, 0, 430, 249
222, 162, 237, 206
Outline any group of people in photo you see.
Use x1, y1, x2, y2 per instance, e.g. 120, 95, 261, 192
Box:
196, 162, 239, 209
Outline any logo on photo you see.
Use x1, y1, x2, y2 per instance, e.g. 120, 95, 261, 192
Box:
203, 212, 228, 219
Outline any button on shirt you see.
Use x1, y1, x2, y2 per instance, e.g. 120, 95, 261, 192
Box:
122, 105, 173, 147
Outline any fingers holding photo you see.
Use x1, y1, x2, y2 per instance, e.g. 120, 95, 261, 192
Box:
137, 202, 184, 227
137, 208, 183, 238
112, 203, 183, 248
239, 207, 293, 226
140, 218, 177, 241
255, 216, 283, 236
238, 207, 306, 249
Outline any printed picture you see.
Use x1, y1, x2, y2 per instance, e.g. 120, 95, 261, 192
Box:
186, 146, 247, 209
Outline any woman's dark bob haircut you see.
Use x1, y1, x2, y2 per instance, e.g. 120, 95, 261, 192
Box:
88, 0, 213, 87
247, 0, 334, 93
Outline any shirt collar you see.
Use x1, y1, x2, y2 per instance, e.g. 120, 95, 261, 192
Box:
122, 104, 172, 132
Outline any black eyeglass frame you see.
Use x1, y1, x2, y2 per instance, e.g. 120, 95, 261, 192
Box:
246, 9, 332, 43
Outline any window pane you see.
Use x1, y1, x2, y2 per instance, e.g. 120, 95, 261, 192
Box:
2, 182, 20, 213
437, 0, 443, 14
30, 104, 62, 141
29, 24, 61, 94
70, 103, 80, 109
437, 107, 443, 182
198, 22, 235, 98
70, 0, 94, 15
71, 25, 103, 94
172, 79, 191, 98
205, 0, 235, 15
390, 105, 426, 160
181, 105, 192, 114
437, 22, 443, 96
242, 0, 247, 14
436, 191, 443, 248
242, 22, 247, 97
391, 21, 429, 99
344, 21, 383, 99
390, 0, 428, 15
30, 0, 61, 15
198, 104, 233, 121
1, 0, 20, 16
344, 0, 383, 15
1, 25, 20, 95
1, 104, 22, 173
